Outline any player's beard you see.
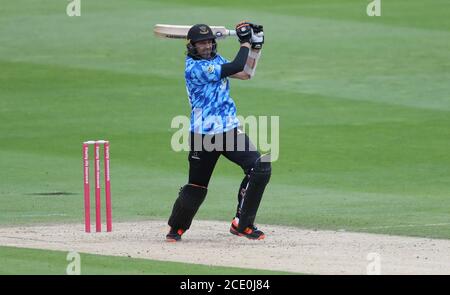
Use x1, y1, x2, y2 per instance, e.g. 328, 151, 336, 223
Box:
199, 49, 212, 59
196, 43, 212, 59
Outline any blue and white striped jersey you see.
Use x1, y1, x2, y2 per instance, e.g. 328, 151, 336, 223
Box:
185, 54, 240, 134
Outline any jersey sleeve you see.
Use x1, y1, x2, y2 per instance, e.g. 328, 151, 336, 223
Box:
187, 61, 222, 84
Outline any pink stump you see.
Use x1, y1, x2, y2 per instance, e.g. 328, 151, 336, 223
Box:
83, 144, 91, 233
94, 142, 101, 232
104, 141, 112, 232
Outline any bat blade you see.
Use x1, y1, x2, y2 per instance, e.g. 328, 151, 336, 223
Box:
153, 24, 236, 40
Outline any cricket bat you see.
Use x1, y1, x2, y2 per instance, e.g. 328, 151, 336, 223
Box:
154, 24, 236, 39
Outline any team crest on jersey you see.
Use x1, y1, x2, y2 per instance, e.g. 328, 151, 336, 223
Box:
206, 65, 214, 73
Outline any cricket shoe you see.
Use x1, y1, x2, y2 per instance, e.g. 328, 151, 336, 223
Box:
166, 228, 185, 242
230, 218, 265, 240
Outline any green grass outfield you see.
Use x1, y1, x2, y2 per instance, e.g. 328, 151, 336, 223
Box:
0, 246, 294, 275
1, 0, 450, 273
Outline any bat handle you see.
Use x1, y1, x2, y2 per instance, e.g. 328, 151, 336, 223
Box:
215, 29, 236, 39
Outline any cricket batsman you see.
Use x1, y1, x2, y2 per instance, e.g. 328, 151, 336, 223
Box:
166, 21, 271, 242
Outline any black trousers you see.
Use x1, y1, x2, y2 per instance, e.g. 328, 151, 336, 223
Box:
188, 128, 261, 217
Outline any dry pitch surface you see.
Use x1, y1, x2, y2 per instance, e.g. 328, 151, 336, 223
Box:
1, 220, 450, 274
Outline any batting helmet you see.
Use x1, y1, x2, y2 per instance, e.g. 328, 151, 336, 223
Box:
186, 24, 217, 60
